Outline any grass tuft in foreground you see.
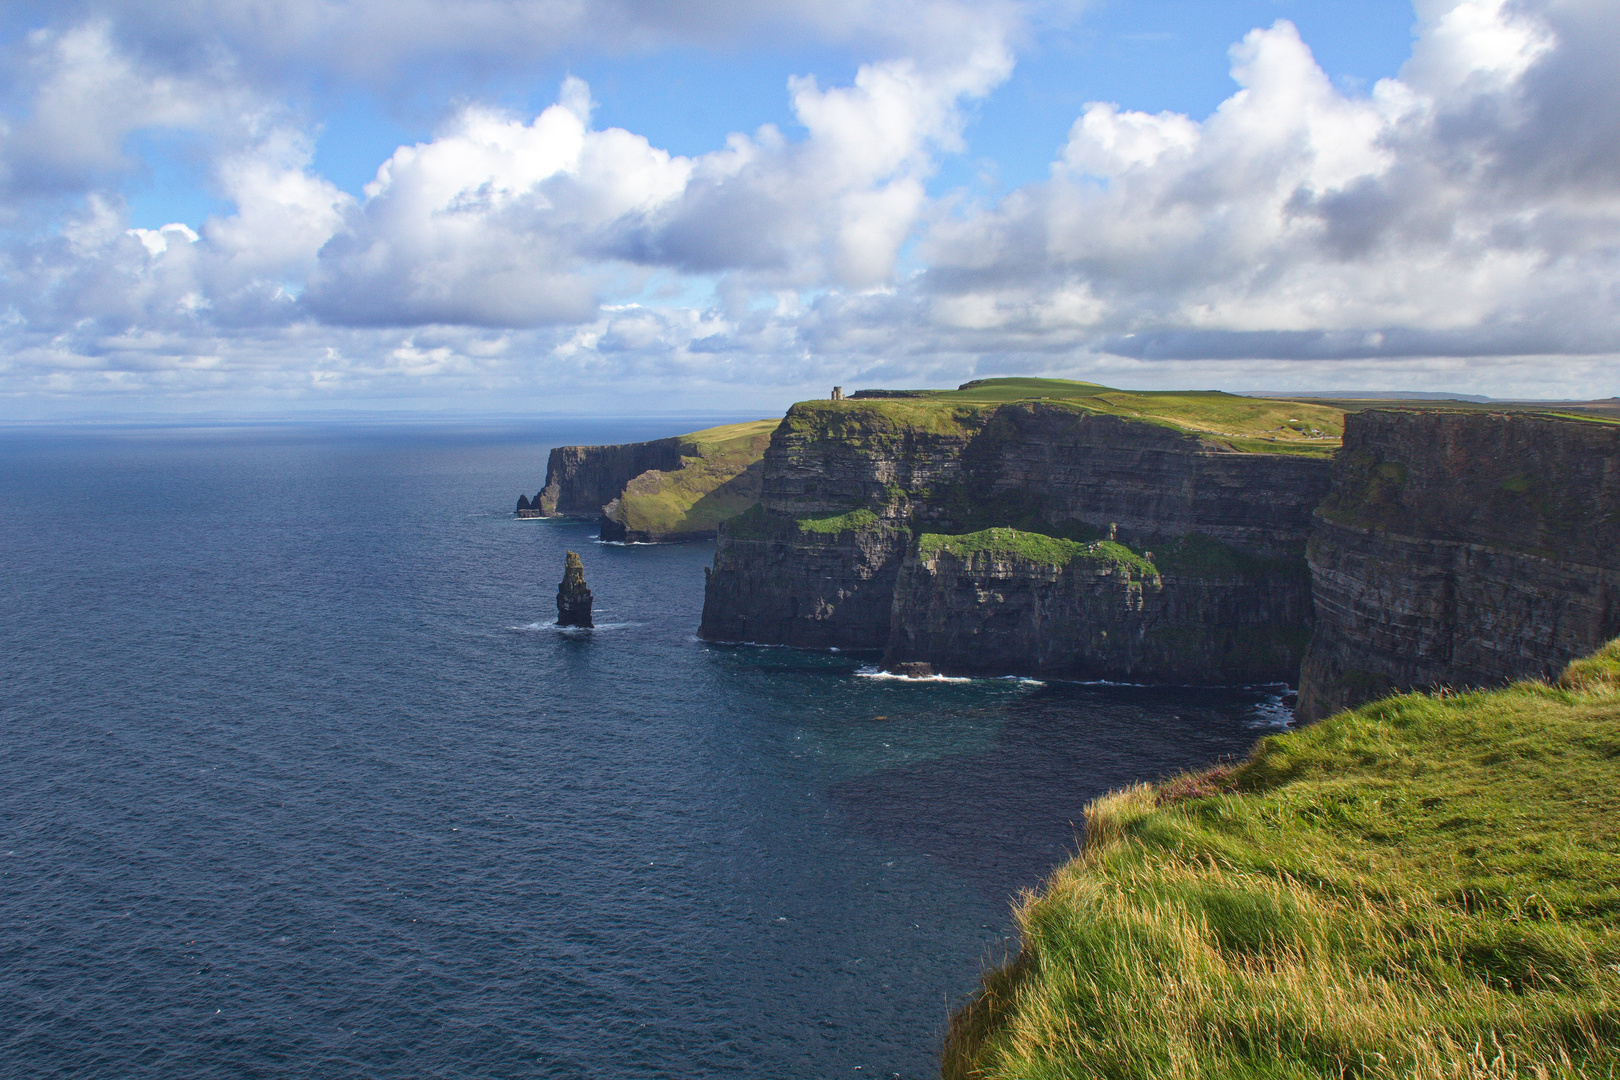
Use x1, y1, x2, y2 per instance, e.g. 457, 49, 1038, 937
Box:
945, 642, 1620, 1080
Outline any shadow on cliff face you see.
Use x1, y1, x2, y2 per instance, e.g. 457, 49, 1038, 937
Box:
822, 683, 1274, 898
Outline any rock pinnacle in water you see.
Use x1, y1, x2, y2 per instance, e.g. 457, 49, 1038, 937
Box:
557, 551, 594, 627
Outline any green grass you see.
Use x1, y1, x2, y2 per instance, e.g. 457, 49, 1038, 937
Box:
945, 641, 1620, 1080
796, 508, 882, 534
608, 419, 777, 537
839, 378, 1346, 455
918, 528, 1160, 577
788, 398, 985, 438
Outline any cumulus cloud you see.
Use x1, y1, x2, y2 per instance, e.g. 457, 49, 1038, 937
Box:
917, 0, 1620, 364
304, 37, 1011, 325
5, 0, 1620, 413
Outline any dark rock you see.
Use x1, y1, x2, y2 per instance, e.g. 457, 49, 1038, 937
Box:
1297, 409, 1620, 719
556, 551, 594, 628
700, 399, 1328, 675
536, 439, 686, 516
597, 509, 628, 543
884, 541, 1308, 684
516, 493, 531, 513
892, 662, 935, 677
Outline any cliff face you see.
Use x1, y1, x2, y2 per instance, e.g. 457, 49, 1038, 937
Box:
533, 420, 775, 541
885, 531, 1310, 683
1297, 410, 1620, 720
697, 401, 986, 647
699, 395, 1332, 681
699, 509, 910, 648
537, 439, 685, 517
947, 404, 1330, 556
598, 420, 777, 542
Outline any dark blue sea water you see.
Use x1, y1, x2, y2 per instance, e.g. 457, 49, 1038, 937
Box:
1, 420, 1291, 1079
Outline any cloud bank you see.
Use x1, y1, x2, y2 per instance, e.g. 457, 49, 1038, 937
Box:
1, 0, 1618, 413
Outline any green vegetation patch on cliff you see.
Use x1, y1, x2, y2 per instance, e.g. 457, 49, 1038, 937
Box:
946, 643, 1620, 1080
719, 504, 898, 541
607, 419, 777, 537
795, 507, 882, 534
832, 377, 1345, 455
918, 527, 1159, 577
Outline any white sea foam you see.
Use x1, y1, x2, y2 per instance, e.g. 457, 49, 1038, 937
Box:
510, 620, 641, 633
1247, 696, 1296, 730
853, 666, 973, 684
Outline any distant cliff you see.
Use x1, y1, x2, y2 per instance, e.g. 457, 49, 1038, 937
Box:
535, 438, 686, 517
525, 421, 776, 542
1297, 409, 1620, 719
700, 380, 1339, 681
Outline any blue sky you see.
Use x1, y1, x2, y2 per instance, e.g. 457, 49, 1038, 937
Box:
124, 2, 1422, 230
1, 0, 1617, 416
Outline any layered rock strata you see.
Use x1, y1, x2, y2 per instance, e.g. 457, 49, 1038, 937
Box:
526, 421, 775, 541
1297, 410, 1620, 720
536, 439, 686, 517
556, 551, 594, 627
700, 397, 1332, 682
885, 531, 1310, 683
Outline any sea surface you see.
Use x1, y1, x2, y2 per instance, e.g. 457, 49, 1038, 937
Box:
1, 419, 1290, 1079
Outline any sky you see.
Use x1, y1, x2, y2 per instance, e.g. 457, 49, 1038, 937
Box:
1, 0, 1617, 418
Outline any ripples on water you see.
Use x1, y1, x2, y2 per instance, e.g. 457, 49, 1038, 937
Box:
0, 420, 1287, 1078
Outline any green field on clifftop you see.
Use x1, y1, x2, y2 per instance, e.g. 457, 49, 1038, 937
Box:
946, 641, 1620, 1079
841, 377, 1346, 454
607, 419, 777, 539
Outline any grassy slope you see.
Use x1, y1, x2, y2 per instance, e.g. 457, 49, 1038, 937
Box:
848, 377, 1346, 456
610, 419, 777, 537
946, 641, 1620, 1079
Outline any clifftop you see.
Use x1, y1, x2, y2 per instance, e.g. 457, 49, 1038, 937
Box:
946, 638, 1620, 1078
832, 377, 1346, 456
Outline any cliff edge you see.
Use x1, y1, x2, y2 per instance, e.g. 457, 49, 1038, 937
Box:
945, 639, 1620, 1078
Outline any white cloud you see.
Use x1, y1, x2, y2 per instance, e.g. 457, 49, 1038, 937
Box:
916, 0, 1620, 365
5, 0, 1620, 414
304, 38, 1011, 324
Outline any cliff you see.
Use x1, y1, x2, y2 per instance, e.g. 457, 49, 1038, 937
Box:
885, 529, 1310, 683
536, 437, 685, 516
700, 379, 1339, 681
1297, 409, 1620, 720
527, 420, 776, 542
944, 640, 1620, 1078
598, 420, 776, 542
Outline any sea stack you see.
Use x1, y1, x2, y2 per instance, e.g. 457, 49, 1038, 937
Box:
556, 551, 594, 627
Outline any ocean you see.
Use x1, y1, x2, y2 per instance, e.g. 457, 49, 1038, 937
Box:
0, 419, 1287, 1078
